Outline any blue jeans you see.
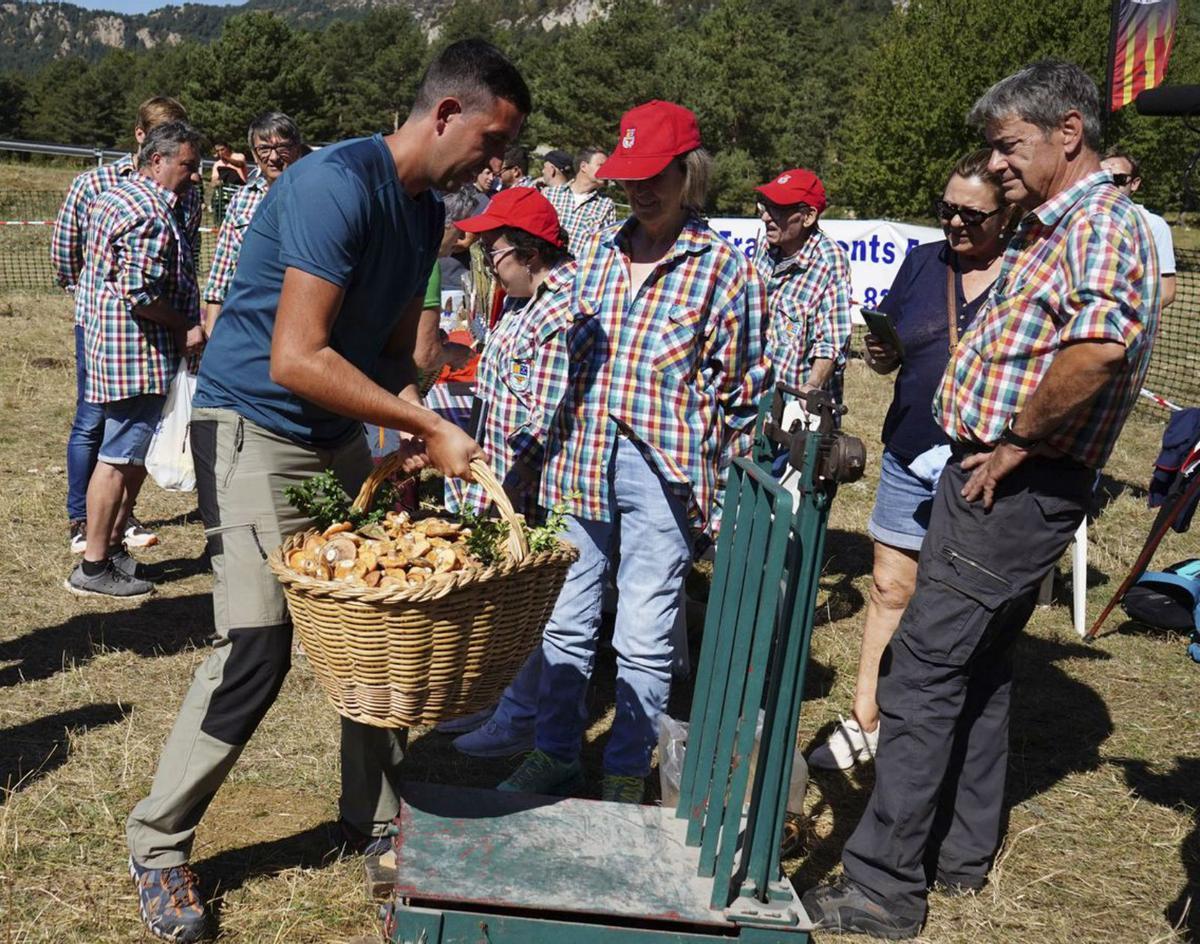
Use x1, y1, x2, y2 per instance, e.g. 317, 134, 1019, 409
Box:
536, 437, 693, 777
66, 324, 105, 521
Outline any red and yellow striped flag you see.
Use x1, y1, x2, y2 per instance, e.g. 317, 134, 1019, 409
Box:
1109, 0, 1179, 111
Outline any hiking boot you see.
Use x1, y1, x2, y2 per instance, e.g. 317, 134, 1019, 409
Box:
436, 705, 497, 736
128, 856, 211, 942
497, 749, 583, 795
124, 514, 159, 548
453, 719, 535, 758
601, 774, 645, 804
65, 560, 154, 599
801, 876, 922, 939
69, 519, 87, 554
808, 715, 879, 771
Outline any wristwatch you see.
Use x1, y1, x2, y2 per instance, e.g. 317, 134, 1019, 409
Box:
999, 415, 1041, 450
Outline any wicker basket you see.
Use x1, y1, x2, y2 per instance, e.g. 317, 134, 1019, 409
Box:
269, 456, 577, 728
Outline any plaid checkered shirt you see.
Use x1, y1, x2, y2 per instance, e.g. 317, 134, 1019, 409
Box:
203, 175, 268, 303
461, 262, 578, 517
76, 174, 200, 404
51, 155, 202, 307
539, 215, 770, 534
935, 170, 1160, 469
544, 184, 618, 255
752, 228, 853, 391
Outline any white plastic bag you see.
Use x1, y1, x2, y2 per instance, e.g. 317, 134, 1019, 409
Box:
657, 712, 808, 813
146, 361, 197, 492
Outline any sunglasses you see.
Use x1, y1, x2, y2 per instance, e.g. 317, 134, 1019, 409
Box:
1110, 173, 1133, 187
756, 200, 809, 221
933, 199, 1003, 227
483, 245, 517, 272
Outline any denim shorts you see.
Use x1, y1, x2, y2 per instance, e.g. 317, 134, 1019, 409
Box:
97, 394, 167, 466
867, 448, 939, 551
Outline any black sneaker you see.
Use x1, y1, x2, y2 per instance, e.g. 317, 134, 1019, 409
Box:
64, 560, 154, 599
801, 876, 923, 939
69, 519, 87, 554
124, 514, 159, 548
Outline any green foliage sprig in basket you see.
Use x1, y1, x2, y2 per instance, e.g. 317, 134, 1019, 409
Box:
283, 470, 399, 532
459, 499, 572, 565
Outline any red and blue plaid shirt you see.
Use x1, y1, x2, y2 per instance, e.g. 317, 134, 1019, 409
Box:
544, 184, 618, 255
752, 228, 853, 391
540, 215, 770, 534
203, 175, 268, 304
936, 171, 1160, 469
76, 174, 200, 404
52, 155, 202, 307
462, 262, 577, 517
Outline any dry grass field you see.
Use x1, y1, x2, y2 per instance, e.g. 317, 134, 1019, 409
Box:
1, 291, 1199, 943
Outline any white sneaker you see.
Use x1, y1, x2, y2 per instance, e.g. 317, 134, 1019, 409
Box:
807, 715, 879, 771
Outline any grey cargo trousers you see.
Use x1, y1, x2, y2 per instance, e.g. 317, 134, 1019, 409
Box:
127, 408, 406, 868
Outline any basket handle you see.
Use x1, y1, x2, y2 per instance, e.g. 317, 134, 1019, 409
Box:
351, 453, 528, 563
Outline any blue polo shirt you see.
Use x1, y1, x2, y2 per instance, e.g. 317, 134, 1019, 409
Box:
877, 241, 991, 462
195, 134, 444, 446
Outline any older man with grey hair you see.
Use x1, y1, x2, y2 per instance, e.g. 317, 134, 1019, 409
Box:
203, 111, 303, 334
802, 60, 1160, 938
66, 121, 204, 599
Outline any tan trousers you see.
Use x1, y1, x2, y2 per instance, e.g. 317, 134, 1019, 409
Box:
127, 407, 405, 867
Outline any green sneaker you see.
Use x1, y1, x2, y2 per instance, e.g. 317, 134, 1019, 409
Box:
601, 774, 645, 804
497, 749, 583, 796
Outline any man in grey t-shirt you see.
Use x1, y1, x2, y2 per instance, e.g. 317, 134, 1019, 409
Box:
1103, 148, 1176, 308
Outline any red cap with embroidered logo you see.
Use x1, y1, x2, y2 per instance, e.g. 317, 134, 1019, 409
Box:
455, 186, 564, 247
755, 168, 827, 213
596, 100, 703, 181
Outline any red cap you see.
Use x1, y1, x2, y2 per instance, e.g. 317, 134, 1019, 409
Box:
755, 168, 827, 213
596, 101, 702, 181
455, 186, 564, 247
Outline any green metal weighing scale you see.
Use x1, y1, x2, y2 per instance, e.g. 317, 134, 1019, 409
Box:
377, 387, 866, 944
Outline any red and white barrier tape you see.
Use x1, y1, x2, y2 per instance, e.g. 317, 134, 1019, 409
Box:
1140, 387, 1183, 412
1, 220, 217, 232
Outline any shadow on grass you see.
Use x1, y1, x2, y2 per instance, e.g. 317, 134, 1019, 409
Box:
195, 821, 343, 915
0, 592, 212, 689
792, 632, 1114, 893
0, 702, 129, 803
1094, 470, 1151, 516
138, 551, 211, 585
1111, 756, 1200, 940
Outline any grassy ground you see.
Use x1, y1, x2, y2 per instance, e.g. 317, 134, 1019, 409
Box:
1, 297, 1198, 943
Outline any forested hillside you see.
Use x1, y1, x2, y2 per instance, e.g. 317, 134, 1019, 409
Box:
2, 0, 1200, 216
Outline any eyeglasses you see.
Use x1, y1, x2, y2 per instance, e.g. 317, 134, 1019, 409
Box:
756, 200, 808, 222
1110, 173, 1133, 187
253, 141, 298, 160
933, 199, 1003, 227
483, 245, 516, 272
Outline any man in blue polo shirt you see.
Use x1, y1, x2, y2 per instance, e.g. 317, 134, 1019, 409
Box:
125, 40, 530, 943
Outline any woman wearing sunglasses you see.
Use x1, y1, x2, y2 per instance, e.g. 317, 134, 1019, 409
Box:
808, 149, 1017, 772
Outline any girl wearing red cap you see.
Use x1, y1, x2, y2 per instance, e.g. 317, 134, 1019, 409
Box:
497, 101, 770, 802
436, 187, 579, 757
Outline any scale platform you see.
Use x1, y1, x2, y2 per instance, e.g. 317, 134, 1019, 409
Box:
378, 781, 814, 943
377, 393, 859, 944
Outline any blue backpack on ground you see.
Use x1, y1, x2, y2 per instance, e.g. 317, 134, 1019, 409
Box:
1121, 558, 1200, 661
